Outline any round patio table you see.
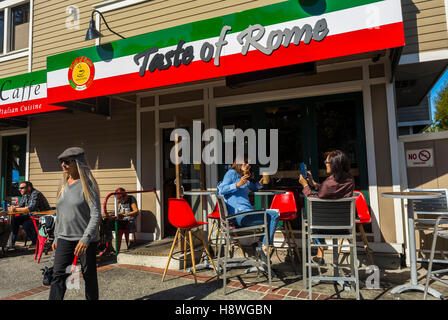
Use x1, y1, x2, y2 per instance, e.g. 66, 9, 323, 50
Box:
382, 191, 444, 299
183, 189, 217, 272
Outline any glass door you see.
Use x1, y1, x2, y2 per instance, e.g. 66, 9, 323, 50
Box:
1, 134, 26, 205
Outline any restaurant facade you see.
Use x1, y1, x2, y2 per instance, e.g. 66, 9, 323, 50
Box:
0, 0, 447, 264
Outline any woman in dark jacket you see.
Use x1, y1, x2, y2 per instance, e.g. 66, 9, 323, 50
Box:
299, 150, 354, 265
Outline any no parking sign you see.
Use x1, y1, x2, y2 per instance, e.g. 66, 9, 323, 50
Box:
406, 148, 434, 167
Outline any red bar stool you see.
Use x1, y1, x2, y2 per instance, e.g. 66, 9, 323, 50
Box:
270, 191, 301, 271
338, 190, 374, 266
162, 198, 217, 283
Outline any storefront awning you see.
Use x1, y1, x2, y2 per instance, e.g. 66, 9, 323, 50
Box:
0, 70, 65, 119
47, 0, 405, 104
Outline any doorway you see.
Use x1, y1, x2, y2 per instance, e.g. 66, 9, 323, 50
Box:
1, 134, 26, 205
161, 122, 206, 237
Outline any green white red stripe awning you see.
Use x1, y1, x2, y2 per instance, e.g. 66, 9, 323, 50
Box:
47, 0, 405, 104
0, 70, 65, 119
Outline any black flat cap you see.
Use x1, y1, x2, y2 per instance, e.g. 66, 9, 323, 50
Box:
58, 147, 85, 160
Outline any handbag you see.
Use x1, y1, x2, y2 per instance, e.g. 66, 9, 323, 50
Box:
41, 251, 55, 286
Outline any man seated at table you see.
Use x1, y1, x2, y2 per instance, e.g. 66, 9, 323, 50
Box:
9, 181, 51, 249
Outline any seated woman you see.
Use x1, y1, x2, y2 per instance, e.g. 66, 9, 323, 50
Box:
217, 157, 279, 259
299, 150, 355, 265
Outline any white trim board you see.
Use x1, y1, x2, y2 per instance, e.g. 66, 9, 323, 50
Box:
399, 130, 448, 142
94, 0, 147, 13
399, 49, 448, 65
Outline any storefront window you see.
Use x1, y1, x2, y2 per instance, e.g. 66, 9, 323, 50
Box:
218, 92, 369, 231
1, 135, 26, 205
10, 3, 29, 51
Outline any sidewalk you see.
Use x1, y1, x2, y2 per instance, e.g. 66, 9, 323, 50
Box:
0, 241, 447, 300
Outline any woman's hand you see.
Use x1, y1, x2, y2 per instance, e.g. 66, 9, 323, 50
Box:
306, 171, 316, 187
236, 174, 250, 188
258, 177, 264, 186
299, 174, 309, 187
74, 241, 88, 256
52, 242, 57, 251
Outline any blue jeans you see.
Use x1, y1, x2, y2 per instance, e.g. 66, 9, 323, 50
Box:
232, 209, 279, 245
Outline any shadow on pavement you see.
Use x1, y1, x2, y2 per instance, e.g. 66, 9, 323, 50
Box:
136, 281, 222, 300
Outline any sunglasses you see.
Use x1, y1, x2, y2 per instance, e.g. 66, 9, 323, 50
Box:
60, 159, 75, 165
19, 186, 27, 190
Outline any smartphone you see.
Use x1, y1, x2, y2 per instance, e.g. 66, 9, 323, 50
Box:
299, 162, 308, 178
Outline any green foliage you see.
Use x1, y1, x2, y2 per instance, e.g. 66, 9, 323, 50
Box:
433, 83, 448, 131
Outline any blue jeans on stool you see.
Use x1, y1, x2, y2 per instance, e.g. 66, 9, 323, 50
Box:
233, 209, 279, 245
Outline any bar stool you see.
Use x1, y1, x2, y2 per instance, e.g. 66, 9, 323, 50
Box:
162, 198, 217, 283
208, 203, 245, 258
270, 191, 301, 271
338, 191, 374, 266
423, 214, 448, 300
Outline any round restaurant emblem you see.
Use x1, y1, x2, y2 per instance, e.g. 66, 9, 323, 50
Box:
68, 57, 95, 91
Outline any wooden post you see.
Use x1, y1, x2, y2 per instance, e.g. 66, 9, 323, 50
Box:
174, 132, 180, 199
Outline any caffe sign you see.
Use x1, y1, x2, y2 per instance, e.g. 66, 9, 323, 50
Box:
0, 71, 65, 119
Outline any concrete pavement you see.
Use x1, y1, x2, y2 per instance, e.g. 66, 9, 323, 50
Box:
1, 241, 447, 301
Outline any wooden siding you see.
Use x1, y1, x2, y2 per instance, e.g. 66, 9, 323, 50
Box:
99, 0, 285, 43
0, 56, 28, 78
28, 99, 137, 211
404, 138, 448, 255
402, 0, 448, 55
31, 0, 284, 71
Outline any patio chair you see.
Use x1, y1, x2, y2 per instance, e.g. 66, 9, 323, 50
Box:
423, 214, 448, 300
306, 196, 360, 300
161, 198, 217, 284
338, 190, 374, 266
207, 203, 245, 258
215, 195, 272, 294
409, 189, 448, 266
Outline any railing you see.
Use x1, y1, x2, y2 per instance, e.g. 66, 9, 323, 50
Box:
103, 188, 158, 255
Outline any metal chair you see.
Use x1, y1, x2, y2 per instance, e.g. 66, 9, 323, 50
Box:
423, 214, 448, 300
409, 189, 448, 265
338, 191, 374, 266
306, 197, 360, 300
215, 195, 272, 294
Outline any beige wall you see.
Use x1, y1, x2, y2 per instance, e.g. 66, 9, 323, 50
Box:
371, 84, 397, 244
403, 137, 448, 255
99, 0, 285, 43
402, 0, 448, 55
32, 0, 98, 71
0, 56, 28, 78
404, 138, 448, 189
29, 99, 137, 211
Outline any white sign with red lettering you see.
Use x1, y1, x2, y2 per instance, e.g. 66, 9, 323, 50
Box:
406, 149, 434, 167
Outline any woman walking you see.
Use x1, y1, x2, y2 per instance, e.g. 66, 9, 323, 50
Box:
49, 147, 101, 300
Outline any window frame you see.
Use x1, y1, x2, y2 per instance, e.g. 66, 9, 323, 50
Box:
0, 0, 30, 58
